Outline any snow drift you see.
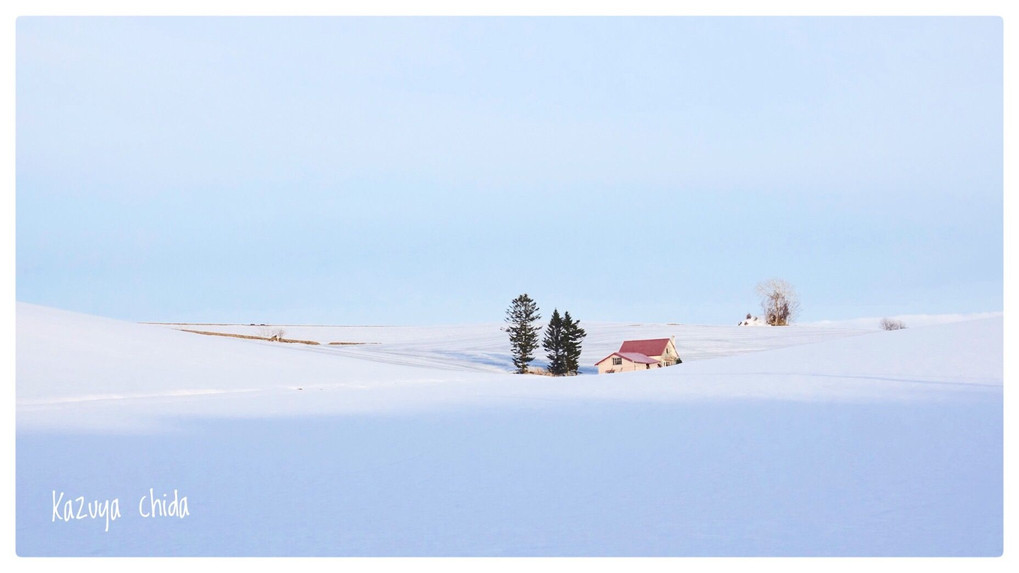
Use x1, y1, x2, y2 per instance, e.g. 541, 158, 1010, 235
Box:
15, 303, 1002, 556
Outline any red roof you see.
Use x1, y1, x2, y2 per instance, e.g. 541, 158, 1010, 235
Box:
618, 338, 671, 356
595, 351, 660, 366
618, 352, 660, 364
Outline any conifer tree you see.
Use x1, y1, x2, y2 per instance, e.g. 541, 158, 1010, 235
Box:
543, 308, 567, 376
562, 311, 587, 376
505, 294, 541, 374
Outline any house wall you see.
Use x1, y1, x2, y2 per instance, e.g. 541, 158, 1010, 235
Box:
657, 339, 679, 365
597, 357, 660, 374
596, 357, 628, 374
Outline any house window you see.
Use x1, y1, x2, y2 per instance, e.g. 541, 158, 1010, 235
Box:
612, 357, 622, 366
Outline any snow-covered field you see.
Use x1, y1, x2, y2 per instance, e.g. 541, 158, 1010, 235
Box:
142, 318, 877, 376
15, 303, 1002, 556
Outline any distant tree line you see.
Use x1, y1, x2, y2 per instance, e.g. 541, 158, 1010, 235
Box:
505, 294, 586, 376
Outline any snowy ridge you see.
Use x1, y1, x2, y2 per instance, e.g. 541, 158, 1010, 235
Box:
803, 311, 1003, 330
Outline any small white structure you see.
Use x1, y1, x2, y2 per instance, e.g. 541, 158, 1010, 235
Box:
595, 337, 681, 374
738, 314, 766, 326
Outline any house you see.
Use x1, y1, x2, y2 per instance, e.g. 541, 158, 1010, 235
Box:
595, 337, 682, 374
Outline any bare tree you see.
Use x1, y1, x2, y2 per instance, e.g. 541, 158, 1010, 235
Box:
756, 279, 800, 326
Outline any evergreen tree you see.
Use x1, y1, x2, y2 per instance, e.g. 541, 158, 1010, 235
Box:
562, 311, 587, 376
542, 309, 567, 376
505, 294, 541, 374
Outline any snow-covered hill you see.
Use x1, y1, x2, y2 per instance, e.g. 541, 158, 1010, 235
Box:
15, 303, 1002, 556
145, 317, 877, 374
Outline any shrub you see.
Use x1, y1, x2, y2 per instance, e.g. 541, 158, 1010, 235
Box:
880, 318, 907, 331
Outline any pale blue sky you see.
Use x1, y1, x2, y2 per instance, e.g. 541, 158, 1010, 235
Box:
16, 17, 1003, 325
